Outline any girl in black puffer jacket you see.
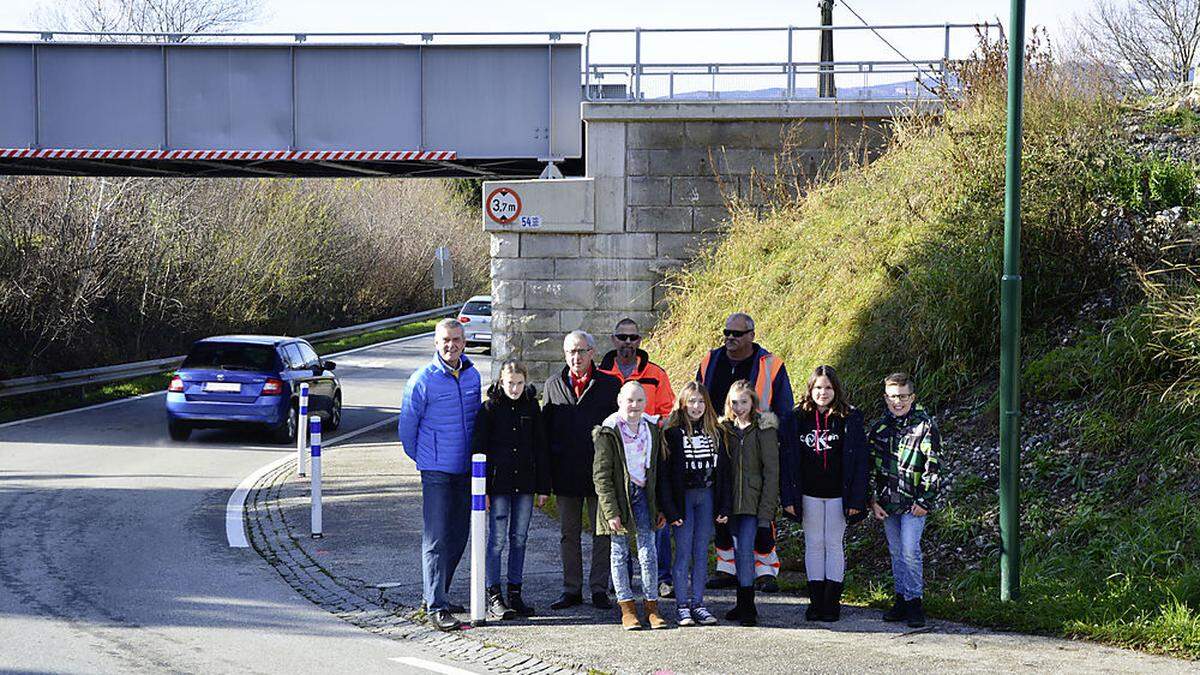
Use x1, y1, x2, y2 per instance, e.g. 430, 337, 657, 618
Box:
471, 360, 551, 619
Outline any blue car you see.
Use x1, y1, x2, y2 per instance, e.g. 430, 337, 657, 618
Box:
166, 335, 341, 443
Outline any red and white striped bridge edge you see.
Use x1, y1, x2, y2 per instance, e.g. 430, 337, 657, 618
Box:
0, 148, 456, 161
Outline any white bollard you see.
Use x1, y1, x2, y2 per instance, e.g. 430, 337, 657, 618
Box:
297, 383, 310, 477
470, 453, 487, 627
310, 415, 323, 539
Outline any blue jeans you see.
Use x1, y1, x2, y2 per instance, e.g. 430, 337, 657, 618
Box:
486, 493, 534, 587
420, 470, 471, 612
730, 514, 758, 587
671, 487, 715, 607
883, 512, 927, 600
656, 527, 673, 585
610, 483, 659, 602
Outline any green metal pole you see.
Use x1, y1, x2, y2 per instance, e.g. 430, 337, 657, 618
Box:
999, 0, 1026, 602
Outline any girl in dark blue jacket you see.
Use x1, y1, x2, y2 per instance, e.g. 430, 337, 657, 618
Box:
782, 365, 868, 622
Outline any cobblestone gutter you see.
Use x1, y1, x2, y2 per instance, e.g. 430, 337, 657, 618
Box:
245, 460, 592, 675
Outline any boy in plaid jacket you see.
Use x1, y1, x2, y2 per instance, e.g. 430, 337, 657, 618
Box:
869, 372, 940, 628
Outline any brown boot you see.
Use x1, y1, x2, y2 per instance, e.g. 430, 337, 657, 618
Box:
618, 600, 641, 631
644, 600, 668, 630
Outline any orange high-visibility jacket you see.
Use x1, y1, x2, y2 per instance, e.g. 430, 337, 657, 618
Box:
598, 349, 676, 418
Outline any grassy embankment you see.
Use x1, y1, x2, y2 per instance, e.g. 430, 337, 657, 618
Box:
647, 41, 1200, 658
0, 317, 441, 425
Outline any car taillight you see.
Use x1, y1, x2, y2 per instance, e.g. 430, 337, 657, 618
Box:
261, 378, 284, 396
458, 316, 471, 324
168, 376, 185, 393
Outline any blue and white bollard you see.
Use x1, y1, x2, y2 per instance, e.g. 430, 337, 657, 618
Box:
310, 415, 323, 539
470, 453, 487, 626
297, 383, 310, 477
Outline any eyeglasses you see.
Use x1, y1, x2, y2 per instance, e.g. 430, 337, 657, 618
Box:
614, 333, 641, 342
885, 393, 914, 402
565, 348, 593, 356
723, 329, 751, 338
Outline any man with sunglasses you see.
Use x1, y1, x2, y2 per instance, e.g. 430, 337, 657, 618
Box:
696, 312, 796, 593
598, 317, 676, 598
599, 318, 675, 418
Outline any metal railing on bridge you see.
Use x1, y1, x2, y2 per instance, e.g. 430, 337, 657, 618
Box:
582, 23, 999, 102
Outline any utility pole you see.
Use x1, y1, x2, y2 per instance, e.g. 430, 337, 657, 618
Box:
818, 0, 836, 98
999, 0, 1026, 602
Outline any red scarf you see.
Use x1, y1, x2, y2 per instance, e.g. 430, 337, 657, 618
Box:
570, 367, 592, 399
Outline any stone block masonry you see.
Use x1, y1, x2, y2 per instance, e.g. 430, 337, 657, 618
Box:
485, 100, 904, 382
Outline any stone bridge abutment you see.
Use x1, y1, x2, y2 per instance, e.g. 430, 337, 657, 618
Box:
484, 100, 907, 382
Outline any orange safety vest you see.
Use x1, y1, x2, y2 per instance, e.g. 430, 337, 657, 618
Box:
698, 348, 784, 412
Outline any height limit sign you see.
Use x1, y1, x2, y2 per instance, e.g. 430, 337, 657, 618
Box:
486, 187, 522, 224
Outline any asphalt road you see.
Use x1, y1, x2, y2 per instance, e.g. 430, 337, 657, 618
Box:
0, 334, 492, 674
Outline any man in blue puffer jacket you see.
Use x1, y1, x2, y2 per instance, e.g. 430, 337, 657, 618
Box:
399, 318, 482, 632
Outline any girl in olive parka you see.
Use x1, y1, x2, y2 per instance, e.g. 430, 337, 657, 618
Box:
714, 379, 780, 627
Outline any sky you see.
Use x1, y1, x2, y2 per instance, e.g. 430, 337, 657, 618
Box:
0, 0, 1101, 94
0, 1, 1099, 41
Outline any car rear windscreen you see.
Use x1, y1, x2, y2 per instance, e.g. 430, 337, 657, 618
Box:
182, 343, 279, 371
461, 301, 491, 316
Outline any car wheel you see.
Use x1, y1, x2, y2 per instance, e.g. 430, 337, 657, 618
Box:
328, 394, 342, 431
272, 404, 298, 445
168, 420, 191, 441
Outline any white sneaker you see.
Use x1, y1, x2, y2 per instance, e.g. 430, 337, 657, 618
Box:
658, 581, 674, 598
676, 606, 695, 626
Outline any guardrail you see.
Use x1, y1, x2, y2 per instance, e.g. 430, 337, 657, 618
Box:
0, 305, 458, 399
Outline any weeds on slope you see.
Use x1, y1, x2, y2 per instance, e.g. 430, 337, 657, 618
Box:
648, 32, 1200, 658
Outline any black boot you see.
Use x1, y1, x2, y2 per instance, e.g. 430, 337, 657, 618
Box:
507, 583, 534, 617
906, 597, 926, 628
883, 593, 907, 622
805, 580, 826, 621
820, 581, 843, 622
738, 586, 758, 627
486, 586, 515, 620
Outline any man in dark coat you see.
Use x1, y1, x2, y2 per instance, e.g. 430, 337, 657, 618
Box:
543, 329, 622, 610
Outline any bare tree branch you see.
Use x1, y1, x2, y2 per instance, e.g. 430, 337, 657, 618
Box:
34, 0, 262, 39
1077, 0, 1200, 95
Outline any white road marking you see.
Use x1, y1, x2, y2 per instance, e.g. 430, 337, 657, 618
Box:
226, 453, 295, 548
388, 656, 480, 674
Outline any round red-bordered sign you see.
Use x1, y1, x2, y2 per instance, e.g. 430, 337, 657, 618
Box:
486, 187, 522, 224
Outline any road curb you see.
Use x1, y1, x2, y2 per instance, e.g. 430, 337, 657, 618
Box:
245, 457, 591, 675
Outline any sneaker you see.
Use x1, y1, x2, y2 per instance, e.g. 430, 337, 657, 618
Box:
691, 606, 718, 626
676, 606, 695, 627
658, 581, 674, 599
430, 608, 461, 632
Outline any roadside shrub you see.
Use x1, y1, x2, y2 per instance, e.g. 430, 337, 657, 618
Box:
0, 177, 487, 377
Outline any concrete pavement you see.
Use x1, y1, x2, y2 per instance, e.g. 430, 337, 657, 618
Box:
248, 419, 1197, 675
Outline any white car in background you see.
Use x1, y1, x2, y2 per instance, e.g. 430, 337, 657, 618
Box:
457, 295, 492, 352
